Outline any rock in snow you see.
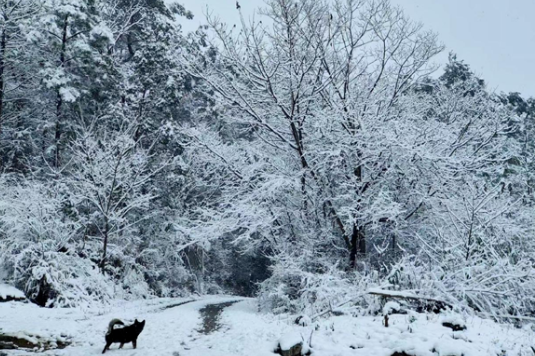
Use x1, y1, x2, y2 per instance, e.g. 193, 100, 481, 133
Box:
278, 331, 302, 353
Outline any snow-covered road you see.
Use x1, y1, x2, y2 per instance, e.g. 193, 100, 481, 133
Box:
1, 296, 289, 355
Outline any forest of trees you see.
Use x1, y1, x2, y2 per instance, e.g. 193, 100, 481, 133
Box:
0, 0, 534, 320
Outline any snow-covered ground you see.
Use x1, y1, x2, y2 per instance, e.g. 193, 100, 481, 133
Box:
1, 296, 534, 356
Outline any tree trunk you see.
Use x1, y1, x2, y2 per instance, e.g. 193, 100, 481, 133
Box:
0, 26, 6, 138
349, 163, 366, 268
349, 224, 366, 268
301, 173, 307, 210
358, 226, 366, 256
127, 33, 135, 58
54, 15, 68, 168
100, 218, 109, 273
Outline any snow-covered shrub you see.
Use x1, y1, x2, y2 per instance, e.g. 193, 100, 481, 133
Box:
387, 256, 535, 317
137, 245, 194, 298
0, 178, 116, 307
258, 265, 305, 314
258, 256, 377, 315
120, 267, 152, 300
15, 249, 115, 307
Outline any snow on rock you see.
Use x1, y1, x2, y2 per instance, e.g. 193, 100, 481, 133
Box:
0, 330, 70, 351
295, 315, 311, 326
440, 314, 467, 331
383, 301, 401, 315
278, 331, 302, 351
440, 314, 466, 326
0, 283, 25, 301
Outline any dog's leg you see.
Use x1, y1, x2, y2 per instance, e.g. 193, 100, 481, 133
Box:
102, 341, 112, 354
119, 343, 124, 349
133, 339, 137, 349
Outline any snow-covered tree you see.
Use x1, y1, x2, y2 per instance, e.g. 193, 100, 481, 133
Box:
26, 0, 113, 168
0, 0, 42, 171
181, 0, 534, 315
68, 120, 169, 273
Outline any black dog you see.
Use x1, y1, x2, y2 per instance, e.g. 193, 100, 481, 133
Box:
102, 318, 145, 353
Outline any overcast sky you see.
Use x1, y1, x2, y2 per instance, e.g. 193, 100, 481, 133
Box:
176, 0, 535, 97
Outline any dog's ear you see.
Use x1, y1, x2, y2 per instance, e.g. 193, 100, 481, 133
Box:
134, 319, 139, 324
141, 320, 145, 326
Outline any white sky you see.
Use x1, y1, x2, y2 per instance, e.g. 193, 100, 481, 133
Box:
176, 0, 535, 97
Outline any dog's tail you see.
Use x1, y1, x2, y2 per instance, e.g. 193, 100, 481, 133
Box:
107, 319, 125, 335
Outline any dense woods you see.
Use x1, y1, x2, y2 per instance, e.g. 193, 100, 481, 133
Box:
0, 0, 534, 321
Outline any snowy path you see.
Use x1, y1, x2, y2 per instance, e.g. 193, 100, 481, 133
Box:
196, 301, 239, 335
